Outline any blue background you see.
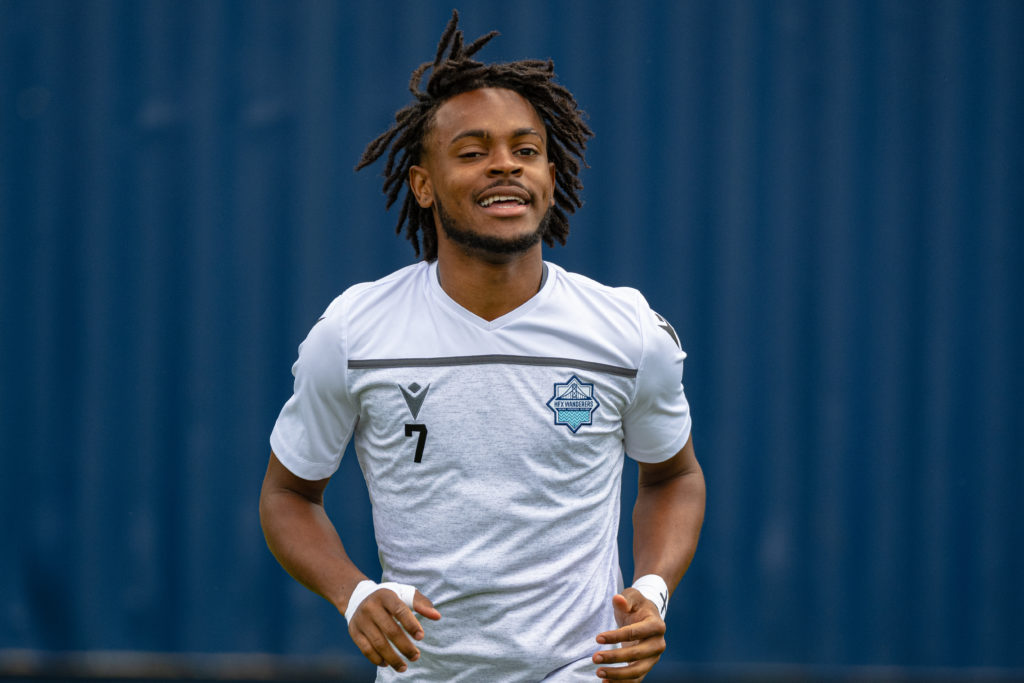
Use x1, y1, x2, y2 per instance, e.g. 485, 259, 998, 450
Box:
2, 0, 1022, 679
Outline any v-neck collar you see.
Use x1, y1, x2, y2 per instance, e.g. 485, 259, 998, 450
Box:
428, 261, 551, 331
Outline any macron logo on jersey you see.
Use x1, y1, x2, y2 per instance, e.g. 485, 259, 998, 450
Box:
654, 312, 681, 349
399, 382, 430, 420
547, 375, 600, 433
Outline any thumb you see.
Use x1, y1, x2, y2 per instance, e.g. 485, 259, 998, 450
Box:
612, 589, 638, 613
413, 590, 441, 621
615, 587, 654, 614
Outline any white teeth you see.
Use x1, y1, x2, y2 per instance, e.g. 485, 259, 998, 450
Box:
479, 195, 526, 208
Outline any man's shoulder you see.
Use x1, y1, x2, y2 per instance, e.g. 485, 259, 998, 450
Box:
343, 260, 429, 298
545, 262, 680, 361
322, 261, 430, 321
547, 262, 647, 312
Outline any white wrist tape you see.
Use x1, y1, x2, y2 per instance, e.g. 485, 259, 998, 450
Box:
632, 574, 670, 618
344, 579, 417, 623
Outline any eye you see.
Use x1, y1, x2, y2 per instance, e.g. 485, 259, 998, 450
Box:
515, 147, 540, 157
458, 150, 484, 159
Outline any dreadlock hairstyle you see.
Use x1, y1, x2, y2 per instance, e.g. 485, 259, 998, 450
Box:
356, 10, 593, 261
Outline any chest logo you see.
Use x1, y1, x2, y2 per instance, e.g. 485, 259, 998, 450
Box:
547, 375, 600, 433
399, 382, 430, 420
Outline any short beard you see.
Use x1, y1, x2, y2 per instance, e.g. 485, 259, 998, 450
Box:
436, 198, 550, 259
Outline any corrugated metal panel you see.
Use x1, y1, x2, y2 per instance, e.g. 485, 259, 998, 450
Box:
2, 0, 1021, 675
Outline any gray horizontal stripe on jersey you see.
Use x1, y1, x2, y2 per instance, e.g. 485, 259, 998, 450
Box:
348, 354, 638, 378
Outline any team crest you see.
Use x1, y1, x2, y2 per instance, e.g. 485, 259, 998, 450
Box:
547, 375, 600, 433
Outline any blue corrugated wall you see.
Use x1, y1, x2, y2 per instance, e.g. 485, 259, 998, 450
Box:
2, 0, 1022, 677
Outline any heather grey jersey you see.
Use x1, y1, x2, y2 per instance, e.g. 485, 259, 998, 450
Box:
270, 261, 692, 681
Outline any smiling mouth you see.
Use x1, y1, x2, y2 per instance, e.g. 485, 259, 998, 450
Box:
475, 182, 532, 210
478, 194, 529, 208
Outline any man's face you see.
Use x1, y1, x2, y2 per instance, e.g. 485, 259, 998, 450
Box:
409, 87, 557, 260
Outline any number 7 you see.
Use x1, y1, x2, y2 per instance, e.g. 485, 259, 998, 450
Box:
404, 424, 428, 463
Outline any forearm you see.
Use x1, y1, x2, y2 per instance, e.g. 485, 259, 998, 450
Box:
632, 459, 705, 592
594, 454, 703, 678
259, 486, 367, 613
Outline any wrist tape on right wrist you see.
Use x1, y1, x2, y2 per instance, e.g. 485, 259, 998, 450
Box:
344, 580, 417, 623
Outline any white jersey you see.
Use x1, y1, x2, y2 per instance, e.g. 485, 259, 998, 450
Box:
270, 260, 692, 681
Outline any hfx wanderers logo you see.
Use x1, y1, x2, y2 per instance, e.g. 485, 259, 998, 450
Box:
547, 375, 600, 433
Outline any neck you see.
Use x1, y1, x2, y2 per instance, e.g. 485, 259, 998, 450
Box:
434, 244, 544, 321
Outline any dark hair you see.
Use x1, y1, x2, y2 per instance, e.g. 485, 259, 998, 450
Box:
356, 10, 593, 261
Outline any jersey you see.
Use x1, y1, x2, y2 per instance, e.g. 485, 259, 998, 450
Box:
270, 260, 692, 681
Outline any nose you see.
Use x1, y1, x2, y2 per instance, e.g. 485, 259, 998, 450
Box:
487, 146, 522, 177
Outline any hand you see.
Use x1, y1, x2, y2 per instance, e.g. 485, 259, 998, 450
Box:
348, 588, 441, 673
592, 588, 666, 681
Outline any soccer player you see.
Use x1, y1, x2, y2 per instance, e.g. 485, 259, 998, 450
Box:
259, 11, 705, 682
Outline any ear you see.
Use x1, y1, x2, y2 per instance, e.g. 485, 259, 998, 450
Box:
409, 165, 434, 208
548, 161, 556, 208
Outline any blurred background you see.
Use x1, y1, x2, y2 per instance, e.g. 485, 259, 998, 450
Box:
2, 1, 1022, 681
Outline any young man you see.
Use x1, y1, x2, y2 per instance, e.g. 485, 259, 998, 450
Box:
260, 12, 705, 682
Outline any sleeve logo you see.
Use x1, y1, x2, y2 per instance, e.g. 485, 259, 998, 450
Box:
547, 375, 600, 433
654, 312, 681, 349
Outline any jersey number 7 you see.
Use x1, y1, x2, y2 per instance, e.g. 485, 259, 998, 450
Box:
404, 424, 428, 463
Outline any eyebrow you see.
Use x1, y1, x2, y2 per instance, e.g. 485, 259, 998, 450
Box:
448, 127, 545, 146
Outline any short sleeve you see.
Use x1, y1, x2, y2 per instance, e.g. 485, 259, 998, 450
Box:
269, 305, 358, 480
621, 302, 692, 463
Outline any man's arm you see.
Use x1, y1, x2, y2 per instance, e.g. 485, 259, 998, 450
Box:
632, 433, 705, 588
259, 452, 440, 673
593, 435, 705, 681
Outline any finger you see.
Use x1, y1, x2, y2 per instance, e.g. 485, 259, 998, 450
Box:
352, 596, 420, 669
413, 590, 442, 621
596, 657, 658, 681
611, 591, 632, 614
614, 588, 652, 616
351, 620, 409, 672
376, 603, 423, 662
349, 629, 384, 667
392, 606, 426, 644
609, 589, 654, 631
596, 616, 665, 646
593, 634, 666, 665
382, 590, 438, 653
595, 649, 662, 681
372, 589, 426, 655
